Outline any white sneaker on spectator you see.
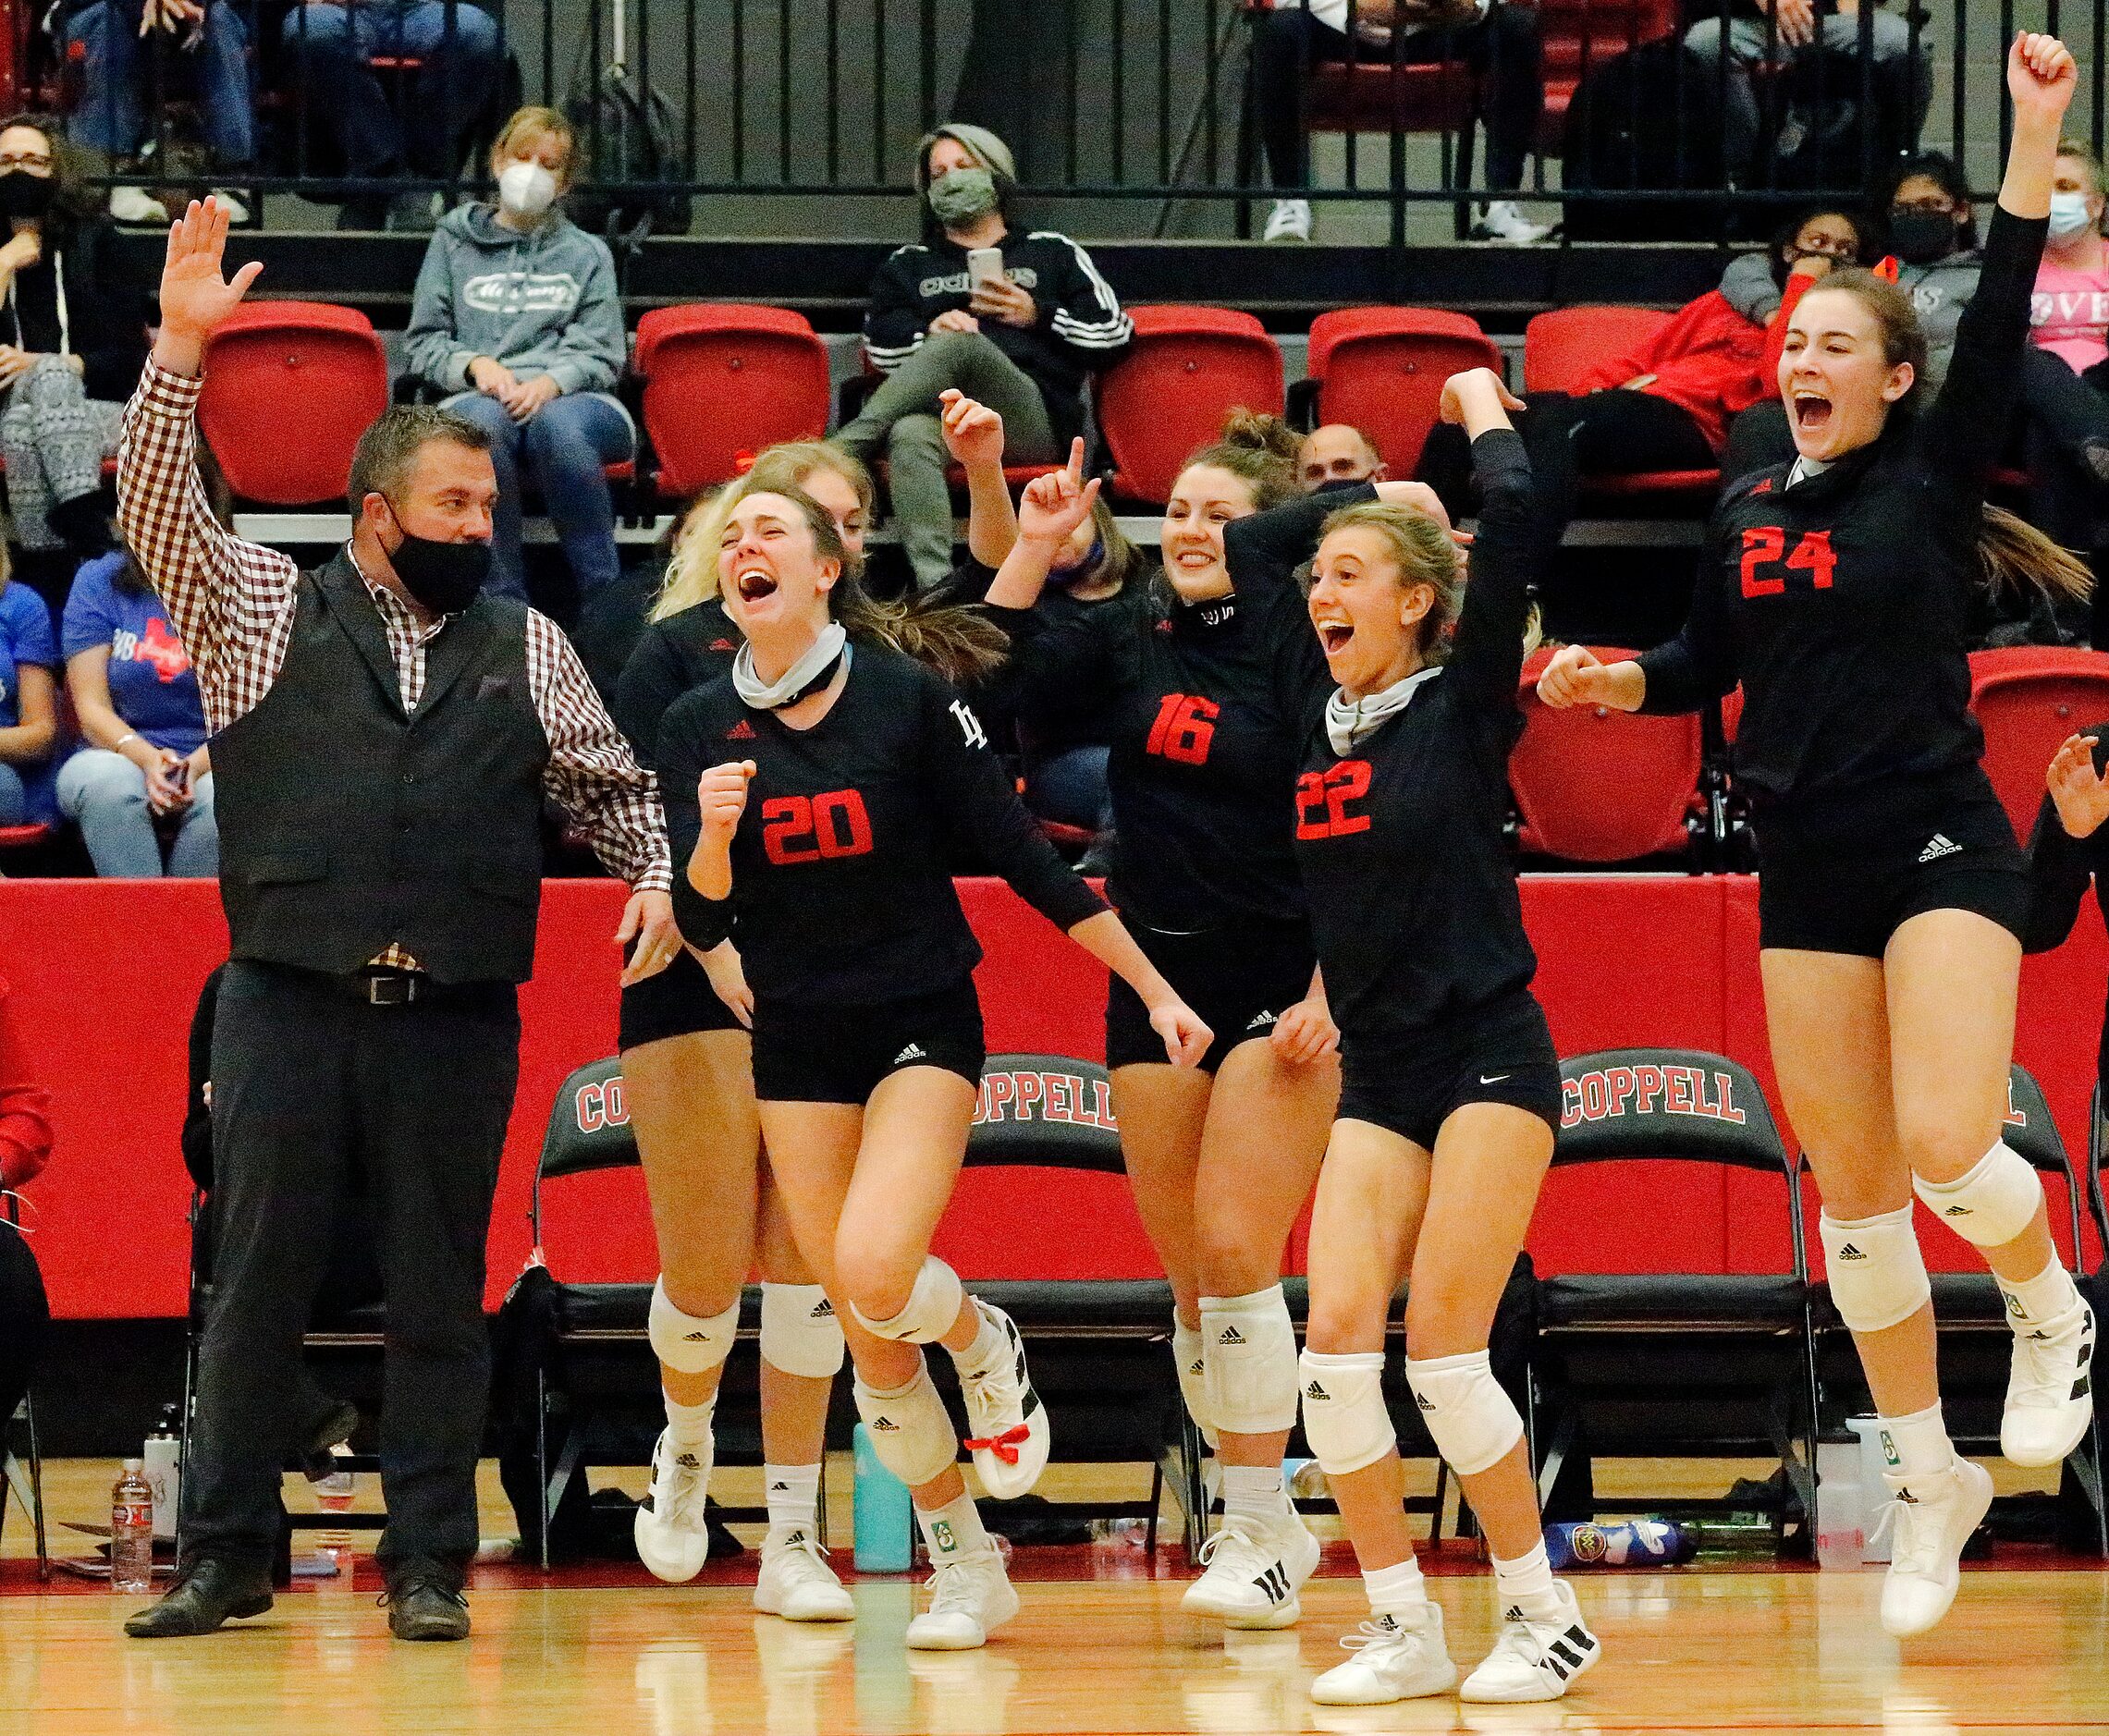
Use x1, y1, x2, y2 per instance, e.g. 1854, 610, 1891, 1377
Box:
1263, 198, 1312, 243
1473, 201, 1551, 245
209, 190, 251, 225
109, 186, 168, 225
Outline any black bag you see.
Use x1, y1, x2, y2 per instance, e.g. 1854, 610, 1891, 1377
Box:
562, 3, 692, 241
1560, 42, 1729, 242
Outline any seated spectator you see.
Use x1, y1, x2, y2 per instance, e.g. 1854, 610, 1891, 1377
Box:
1422, 205, 1866, 525
1249, 1, 1548, 244
278, 0, 502, 231
64, 0, 253, 224
0, 117, 149, 581
1682, 0, 1930, 186
837, 123, 1132, 590
0, 973, 53, 1444
0, 551, 58, 825
1298, 422, 1388, 491
58, 545, 217, 876
403, 107, 632, 606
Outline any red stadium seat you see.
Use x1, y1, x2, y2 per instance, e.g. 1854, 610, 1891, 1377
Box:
1968, 646, 2109, 841
1534, 0, 1683, 148
632, 305, 831, 500
1306, 307, 1502, 477
1513, 645, 1701, 861
0, 823, 54, 852
1097, 306, 1284, 507
1523, 307, 1722, 500
199, 301, 389, 506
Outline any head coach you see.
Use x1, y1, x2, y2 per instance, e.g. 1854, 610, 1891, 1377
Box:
116, 201, 682, 1643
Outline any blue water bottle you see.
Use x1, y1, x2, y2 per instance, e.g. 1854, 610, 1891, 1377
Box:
852, 1423, 914, 1572
1544, 1517, 1690, 1569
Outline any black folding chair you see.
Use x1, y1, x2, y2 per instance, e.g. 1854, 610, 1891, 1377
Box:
1532, 1047, 1818, 1529
0, 1189, 48, 1578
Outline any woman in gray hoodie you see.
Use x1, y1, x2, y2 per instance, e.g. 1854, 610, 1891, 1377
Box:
403, 105, 631, 605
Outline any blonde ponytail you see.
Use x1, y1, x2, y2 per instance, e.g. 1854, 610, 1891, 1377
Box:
1978, 505, 2094, 610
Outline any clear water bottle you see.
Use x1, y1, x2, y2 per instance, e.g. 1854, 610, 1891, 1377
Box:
852, 1423, 913, 1572
1088, 1518, 1150, 1549
111, 1461, 154, 1593
142, 1403, 181, 1543
314, 1444, 356, 1574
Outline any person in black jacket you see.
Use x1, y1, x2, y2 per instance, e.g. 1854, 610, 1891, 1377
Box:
1539, 34, 2096, 1644
661, 483, 1206, 1652
2026, 727, 2109, 1090
837, 123, 1131, 591
0, 116, 149, 570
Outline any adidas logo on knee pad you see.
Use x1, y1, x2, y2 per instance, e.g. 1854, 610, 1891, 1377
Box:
1837, 1243, 1865, 1259
1306, 1380, 1330, 1400
811, 1299, 834, 1318
1219, 1326, 1245, 1345
873, 1418, 900, 1432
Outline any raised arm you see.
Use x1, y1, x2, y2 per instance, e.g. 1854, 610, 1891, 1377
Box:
939, 389, 1021, 568
2024, 730, 2109, 952
1441, 370, 1547, 715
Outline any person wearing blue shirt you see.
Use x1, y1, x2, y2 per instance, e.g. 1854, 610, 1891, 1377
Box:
0, 556, 59, 826
58, 547, 215, 875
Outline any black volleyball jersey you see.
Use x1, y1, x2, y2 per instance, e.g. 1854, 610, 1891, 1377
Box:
1291, 432, 1544, 1039
982, 488, 1356, 933
612, 597, 744, 767
657, 643, 1108, 1007
1638, 206, 2048, 810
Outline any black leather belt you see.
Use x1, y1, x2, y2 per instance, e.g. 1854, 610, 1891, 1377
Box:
350, 969, 428, 1006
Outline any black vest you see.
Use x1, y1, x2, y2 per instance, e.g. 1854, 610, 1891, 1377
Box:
212, 556, 551, 984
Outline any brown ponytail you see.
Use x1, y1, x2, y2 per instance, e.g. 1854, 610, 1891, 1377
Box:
1181, 408, 1303, 513
1978, 504, 2095, 609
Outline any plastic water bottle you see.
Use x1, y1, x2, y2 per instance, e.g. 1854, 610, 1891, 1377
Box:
1088, 1518, 1150, 1549
314, 1444, 356, 1575
1814, 1435, 1867, 1570
852, 1423, 913, 1572
1285, 1458, 1330, 1501
111, 1461, 154, 1593
142, 1403, 181, 1543
1543, 1517, 1689, 1569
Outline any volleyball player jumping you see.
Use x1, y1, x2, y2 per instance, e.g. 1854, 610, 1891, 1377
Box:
657, 485, 1208, 1651
1540, 32, 2096, 1640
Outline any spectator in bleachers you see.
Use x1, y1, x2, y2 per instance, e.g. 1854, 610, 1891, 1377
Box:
403, 107, 632, 606
0, 550, 58, 826
57, 545, 218, 876
1682, 0, 1930, 187
0, 117, 149, 574
1298, 423, 1387, 492
1249, 1, 1548, 245
2027, 729, 2109, 1090
0, 973, 52, 1450
64, 1, 254, 225
280, 0, 502, 231
837, 123, 1132, 591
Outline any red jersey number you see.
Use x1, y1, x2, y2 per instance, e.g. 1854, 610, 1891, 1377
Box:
1145, 693, 1220, 765
1741, 526, 1836, 599
1295, 761, 1373, 840
761, 790, 875, 865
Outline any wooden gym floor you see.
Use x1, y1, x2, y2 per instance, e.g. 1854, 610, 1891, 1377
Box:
7, 1457, 2108, 1735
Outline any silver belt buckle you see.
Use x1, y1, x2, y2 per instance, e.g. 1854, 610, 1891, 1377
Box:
365, 972, 419, 1006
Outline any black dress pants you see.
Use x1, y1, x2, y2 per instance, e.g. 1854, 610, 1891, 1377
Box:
0, 1216, 48, 1439
181, 960, 520, 1575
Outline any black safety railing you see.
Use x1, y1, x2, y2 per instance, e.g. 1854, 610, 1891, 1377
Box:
16, 0, 2104, 238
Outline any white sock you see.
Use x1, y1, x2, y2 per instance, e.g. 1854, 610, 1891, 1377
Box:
1220, 1463, 1290, 1525
950, 1302, 1008, 1381
663, 1390, 716, 1449
914, 1489, 990, 1561
1363, 1555, 1429, 1614
1491, 1539, 1562, 1621
1998, 1257, 2084, 1329
765, 1462, 821, 1540
1878, 1401, 1956, 1482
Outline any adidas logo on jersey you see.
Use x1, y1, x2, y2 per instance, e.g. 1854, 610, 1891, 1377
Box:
1919, 833, 1962, 863
710, 638, 739, 652
1246, 1010, 1276, 1031
1218, 1326, 1245, 1346
1306, 1380, 1330, 1400
894, 1042, 927, 1064
727, 719, 756, 740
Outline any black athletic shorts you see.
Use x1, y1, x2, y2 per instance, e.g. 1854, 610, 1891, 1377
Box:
1104, 918, 1318, 1074
1335, 989, 1563, 1152
619, 946, 744, 1052
750, 980, 986, 1105
1754, 767, 2030, 958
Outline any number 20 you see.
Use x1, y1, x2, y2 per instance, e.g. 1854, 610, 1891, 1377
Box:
761, 790, 874, 864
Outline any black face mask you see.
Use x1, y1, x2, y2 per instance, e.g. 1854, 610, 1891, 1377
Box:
0, 170, 55, 223
1887, 209, 1957, 264
380, 501, 491, 615
1308, 475, 1375, 495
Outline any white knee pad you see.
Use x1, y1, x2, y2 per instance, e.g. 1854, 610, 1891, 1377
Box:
1821, 1204, 1932, 1333
1299, 1350, 1395, 1477
1201, 1286, 1300, 1436
1405, 1350, 1524, 1477
759, 1283, 847, 1379
852, 1359, 958, 1488
849, 1256, 965, 1344
1913, 1140, 2044, 1249
648, 1278, 741, 1375
1171, 1316, 1217, 1444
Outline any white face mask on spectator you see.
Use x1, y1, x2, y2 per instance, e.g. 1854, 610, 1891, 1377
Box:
497, 161, 558, 219
2049, 189, 2098, 238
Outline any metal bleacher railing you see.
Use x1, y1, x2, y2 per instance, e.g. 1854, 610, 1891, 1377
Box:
13, 0, 2106, 245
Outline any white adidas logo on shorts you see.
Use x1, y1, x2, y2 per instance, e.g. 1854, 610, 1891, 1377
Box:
1919, 833, 1962, 863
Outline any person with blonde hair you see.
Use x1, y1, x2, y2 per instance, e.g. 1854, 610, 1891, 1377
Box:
403, 107, 631, 606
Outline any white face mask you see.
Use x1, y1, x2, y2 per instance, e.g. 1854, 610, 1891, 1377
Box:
497, 161, 558, 219
2049, 189, 2099, 238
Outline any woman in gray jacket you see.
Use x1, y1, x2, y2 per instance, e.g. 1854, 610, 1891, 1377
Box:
402, 105, 632, 605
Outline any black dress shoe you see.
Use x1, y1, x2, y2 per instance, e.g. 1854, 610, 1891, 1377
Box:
125, 1558, 273, 1638
382, 1560, 471, 1642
